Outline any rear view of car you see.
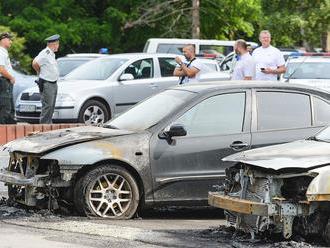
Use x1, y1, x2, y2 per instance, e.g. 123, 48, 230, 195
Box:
282, 53, 330, 92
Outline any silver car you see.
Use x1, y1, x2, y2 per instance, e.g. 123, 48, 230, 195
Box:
16, 53, 229, 124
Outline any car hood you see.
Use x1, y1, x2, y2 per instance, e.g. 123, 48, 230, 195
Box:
223, 139, 330, 171
4, 126, 133, 154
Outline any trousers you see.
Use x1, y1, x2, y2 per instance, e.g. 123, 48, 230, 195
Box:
39, 79, 57, 124
0, 77, 15, 124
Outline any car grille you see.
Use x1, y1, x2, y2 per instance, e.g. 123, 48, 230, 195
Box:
21, 93, 41, 101
16, 111, 40, 118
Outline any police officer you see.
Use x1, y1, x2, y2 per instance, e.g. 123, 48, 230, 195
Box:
0, 32, 16, 124
32, 34, 60, 124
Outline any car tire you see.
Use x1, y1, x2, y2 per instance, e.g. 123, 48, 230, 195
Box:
78, 100, 109, 125
73, 164, 140, 219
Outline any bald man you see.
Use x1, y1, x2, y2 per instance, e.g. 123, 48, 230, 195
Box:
173, 44, 207, 84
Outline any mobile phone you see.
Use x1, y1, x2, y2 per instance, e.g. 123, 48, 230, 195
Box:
260, 68, 265, 71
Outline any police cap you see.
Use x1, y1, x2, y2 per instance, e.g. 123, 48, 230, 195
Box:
0, 32, 13, 40
45, 34, 60, 43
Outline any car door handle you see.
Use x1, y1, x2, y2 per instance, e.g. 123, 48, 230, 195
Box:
230, 141, 249, 151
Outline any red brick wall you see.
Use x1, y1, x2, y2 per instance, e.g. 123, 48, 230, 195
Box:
0, 124, 83, 145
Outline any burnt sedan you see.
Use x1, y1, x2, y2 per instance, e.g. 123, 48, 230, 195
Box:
1, 82, 330, 219
209, 126, 330, 244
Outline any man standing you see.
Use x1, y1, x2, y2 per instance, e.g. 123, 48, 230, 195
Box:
173, 44, 207, 84
32, 34, 60, 124
231, 39, 255, 80
0, 32, 16, 124
252, 30, 286, 81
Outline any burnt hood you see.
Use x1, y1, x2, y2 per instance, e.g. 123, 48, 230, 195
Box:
4, 126, 133, 154
223, 139, 330, 171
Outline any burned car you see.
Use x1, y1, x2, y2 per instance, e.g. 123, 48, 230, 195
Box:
209, 126, 330, 244
1, 82, 330, 219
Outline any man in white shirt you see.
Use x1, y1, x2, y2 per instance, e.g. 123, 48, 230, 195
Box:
252, 30, 286, 81
32, 34, 60, 124
232, 39, 255, 80
173, 44, 206, 84
0, 32, 16, 124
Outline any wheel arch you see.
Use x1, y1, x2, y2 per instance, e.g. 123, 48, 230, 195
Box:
75, 159, 145, 202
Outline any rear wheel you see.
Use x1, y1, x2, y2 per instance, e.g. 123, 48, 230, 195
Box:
78, 100, 110, 125
74, 164, 140, 219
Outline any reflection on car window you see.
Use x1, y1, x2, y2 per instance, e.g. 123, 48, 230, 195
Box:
313, 97, 330, 125
257, 92, 311, 130
106, 90, 195, 131
156, 44, 186, 54
316, 126, 330, 142
58, 59, 88, 77
173, 93, 245, 136
159, 58, 176, 77
283, 62, 330, 79
123, 59, 153, 80
200, 45, 233, 57
66, 58, 128, 80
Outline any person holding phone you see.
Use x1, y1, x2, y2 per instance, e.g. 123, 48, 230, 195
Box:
252, 30, 286, 81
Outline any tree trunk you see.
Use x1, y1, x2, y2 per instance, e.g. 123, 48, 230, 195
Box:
192, 0, 200, 39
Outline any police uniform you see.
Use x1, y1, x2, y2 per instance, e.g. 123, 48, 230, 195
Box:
0, 32, 15, 124
34, 34, 60, 124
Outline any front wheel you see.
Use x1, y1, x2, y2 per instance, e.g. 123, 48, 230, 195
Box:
74, 164, 140, 219
78, 100, 110, 125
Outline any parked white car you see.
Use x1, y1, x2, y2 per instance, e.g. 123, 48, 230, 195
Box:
16, 53, 229, 124
281, 54, 330, 92
143, 38, 258, 57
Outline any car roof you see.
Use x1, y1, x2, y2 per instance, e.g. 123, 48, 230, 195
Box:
173, 81, 330, 97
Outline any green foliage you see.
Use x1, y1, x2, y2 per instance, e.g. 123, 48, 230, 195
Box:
0, 0, 329, 66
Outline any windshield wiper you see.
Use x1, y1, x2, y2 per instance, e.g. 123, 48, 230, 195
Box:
285, 56, 308, 82
307, 136, 329, 143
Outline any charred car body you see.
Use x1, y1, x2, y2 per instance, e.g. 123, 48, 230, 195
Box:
209, 126, 330, 244
1, 82, 330, 219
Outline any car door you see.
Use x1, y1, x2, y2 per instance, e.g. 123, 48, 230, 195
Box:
114, 58, 157, 114
150, 90, 251, 203
251, 90, 324, 149
155, 57, 180, 90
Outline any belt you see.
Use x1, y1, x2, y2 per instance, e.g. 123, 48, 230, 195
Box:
39, 78, 57, 84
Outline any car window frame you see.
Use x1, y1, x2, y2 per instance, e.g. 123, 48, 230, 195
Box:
253, 89, 313, 132
311, 95, 330, 126
119, 57, 155, 81
158, 89, 251, 138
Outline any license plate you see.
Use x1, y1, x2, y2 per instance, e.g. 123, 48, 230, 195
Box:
19, 104, 36, 112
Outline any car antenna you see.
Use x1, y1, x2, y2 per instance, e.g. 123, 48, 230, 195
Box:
284, 55, 308, 82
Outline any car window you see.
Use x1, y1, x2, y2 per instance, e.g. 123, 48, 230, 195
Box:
257, 92, 311, 130
200, 45, 233, 57
123, 59, 154, 80
65, 58, 128, 80
58, 59, 88, 77
156, 44, 187, 54
173, 93, 246, 137
313, 97, 330, 125
283, 62, 330, 79
158, 57, 176, 77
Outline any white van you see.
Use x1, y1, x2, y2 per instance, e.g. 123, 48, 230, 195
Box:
143, 38, 258, 57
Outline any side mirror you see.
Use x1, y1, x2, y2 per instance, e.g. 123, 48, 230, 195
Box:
119, 73, 134, 81
159, 124, 187, 143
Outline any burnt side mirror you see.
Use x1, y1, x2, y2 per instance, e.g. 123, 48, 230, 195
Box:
159, 124, 187, 143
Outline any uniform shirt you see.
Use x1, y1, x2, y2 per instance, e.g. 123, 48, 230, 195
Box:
180, 58, 210, 84
0, 46, 13, 76
231, 52, 255, 80
35, 47, 59, 81
252, 45, 285, 81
